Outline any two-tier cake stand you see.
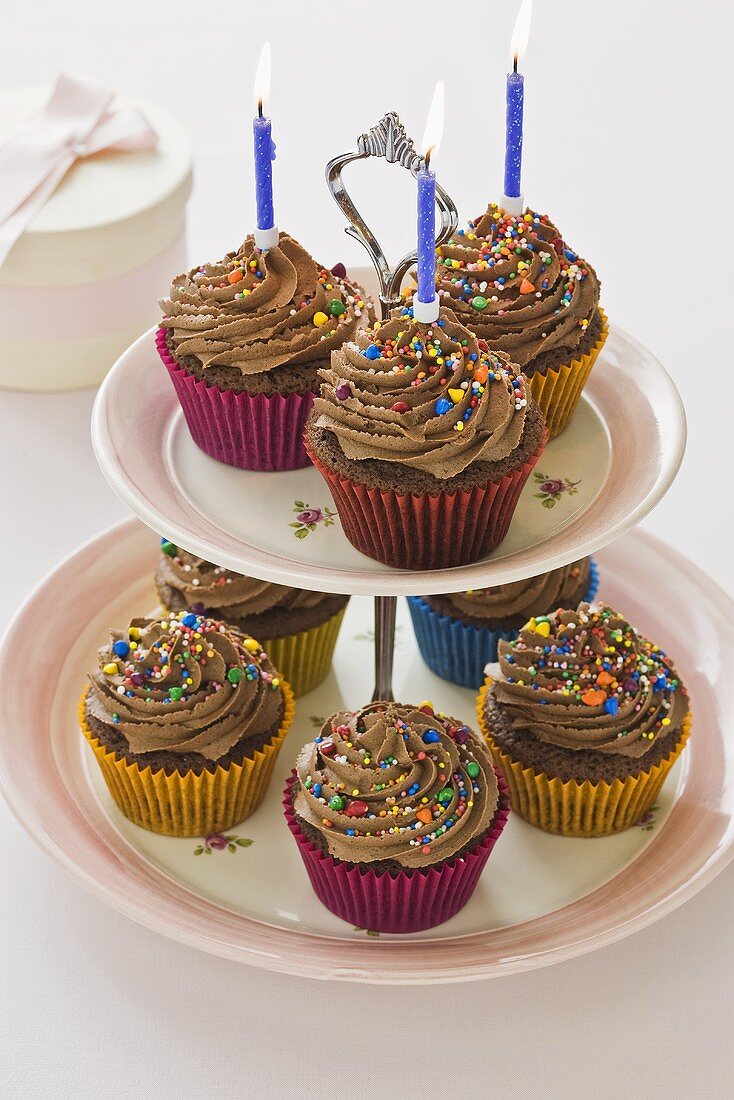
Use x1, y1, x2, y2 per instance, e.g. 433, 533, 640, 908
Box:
1, 116, 734, 985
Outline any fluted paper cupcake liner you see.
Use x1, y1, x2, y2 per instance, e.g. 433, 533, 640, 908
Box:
476, 682, 691, 837
407, 559, 599, 690
528, 309, 608, 439
156, 328, 314, 471
283, 770, 510, 933
260, 607, 346, 697
79, 682, 295, 836
305, 427, 547, 571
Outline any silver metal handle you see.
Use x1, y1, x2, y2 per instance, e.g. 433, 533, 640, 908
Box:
326, 111, 458, 319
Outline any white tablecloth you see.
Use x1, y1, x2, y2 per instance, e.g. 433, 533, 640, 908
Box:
2, 0, 733, 1094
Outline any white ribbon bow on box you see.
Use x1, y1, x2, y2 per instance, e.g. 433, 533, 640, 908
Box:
0, 72, 158, 269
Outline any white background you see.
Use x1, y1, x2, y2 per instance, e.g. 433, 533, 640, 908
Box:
2, 0, 733, 1096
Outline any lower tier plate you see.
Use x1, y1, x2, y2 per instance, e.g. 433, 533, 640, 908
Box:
0, 518, 731, 984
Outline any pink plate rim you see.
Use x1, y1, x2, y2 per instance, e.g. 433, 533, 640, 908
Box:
0, 517, 732, 985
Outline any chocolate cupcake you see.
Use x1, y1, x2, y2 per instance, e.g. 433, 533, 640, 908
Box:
431, 204, 607, 438
80, 611, 294, 835
155, 539, 348, 697
304, 305, 547, 569
408, 557, 598, 689
477, 602, 690, 836
284, 701, 510, 933
157, 235, 370, 470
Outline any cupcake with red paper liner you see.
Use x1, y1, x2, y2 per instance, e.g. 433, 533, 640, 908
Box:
428, 204, 606, 438
80, 610, 294, 836
304, 304, 547, 570
284, 701, 509, 933
155, 538, 348, 697
408, 556, 598, 690
477, 602, 691, 837
157, 234, 370, 470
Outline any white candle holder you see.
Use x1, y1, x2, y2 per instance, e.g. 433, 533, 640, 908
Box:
413, 296, 440, 324
501, 193, 525, 216
254, 224, 279, 250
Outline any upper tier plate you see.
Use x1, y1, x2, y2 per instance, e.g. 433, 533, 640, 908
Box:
92, 276, 685, 595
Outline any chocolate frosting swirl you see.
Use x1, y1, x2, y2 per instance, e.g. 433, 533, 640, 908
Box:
434, 559, 591, 623
491, 603, 688, 758
87, 612, 284, 761
156, 542, 332, 619
293, 702, 498, 868
159, 234, 369, 376
313, 306, 529, 479
428, 205, 601, 369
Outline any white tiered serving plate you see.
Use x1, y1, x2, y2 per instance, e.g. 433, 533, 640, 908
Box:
0, 517, 732, 984
91, 274, 685, 594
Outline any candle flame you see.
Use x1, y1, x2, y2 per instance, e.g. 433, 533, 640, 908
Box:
510, 0, 533, 69
421, 80, 445, 166
254, 42, 272, 115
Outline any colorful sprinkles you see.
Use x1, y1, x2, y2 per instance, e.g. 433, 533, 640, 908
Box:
498, 604, 687, 745
301, 702, 487, 853
434, 203, 591, 332
100, 609, 280, 717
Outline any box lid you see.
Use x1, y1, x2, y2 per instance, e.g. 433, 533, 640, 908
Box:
0, 88, 193, 286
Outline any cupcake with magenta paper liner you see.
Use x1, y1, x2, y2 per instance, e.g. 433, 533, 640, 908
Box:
284, 700, 510, 933
155, 538, 348, 697
408, 556, 598, 690
79, 610, 294, 836
304, 304, 548, 570
477, 602, 691, 837
428, 203, 606, 438
157, 234, 370, 470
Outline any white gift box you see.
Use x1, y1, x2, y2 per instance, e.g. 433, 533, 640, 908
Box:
0, 87, 193, 391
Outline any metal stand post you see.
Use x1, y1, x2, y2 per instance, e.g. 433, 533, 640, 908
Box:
371, 595, 397, 702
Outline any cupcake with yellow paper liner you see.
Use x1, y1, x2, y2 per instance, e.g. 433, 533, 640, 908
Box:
477, 602, 690, 837
80, 610, 294, 836
155, 539, 348, 697
428, 204, 607, 438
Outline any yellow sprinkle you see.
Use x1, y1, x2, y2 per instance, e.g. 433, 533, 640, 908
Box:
103, 663, 118, 675
243, 638, 260, 653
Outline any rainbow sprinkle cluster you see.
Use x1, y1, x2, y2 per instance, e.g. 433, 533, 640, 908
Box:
194, 251, 365, 341
303, 704, 481, 856
502, 606, 686, 741
441, 206, 590, 320
101, 611, 280, 721
353, 310, 527, 424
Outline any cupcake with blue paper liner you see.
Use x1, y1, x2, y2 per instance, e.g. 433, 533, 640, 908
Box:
284, 700, 510, 933
155, 539, 348, 697
477, 602, 691, 837
428, 204, 607, 438
157, 235, 370, 470
304, 305, 547, 570
408, 557, 598, 690
80, 611, 294, 836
